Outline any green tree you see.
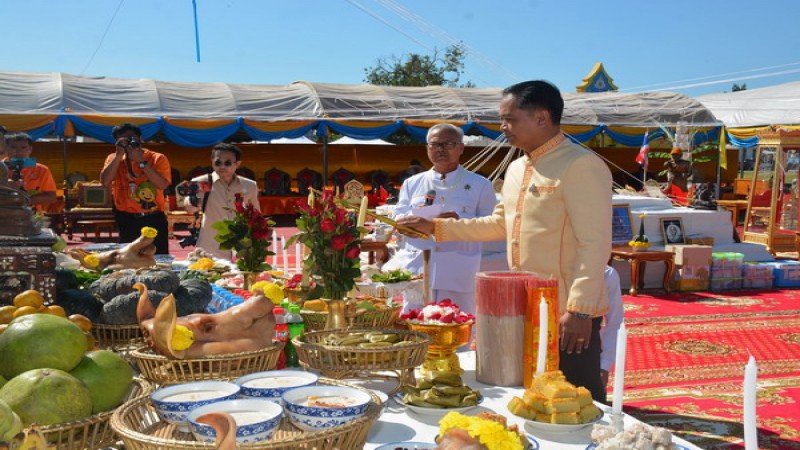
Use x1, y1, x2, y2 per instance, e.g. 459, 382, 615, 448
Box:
732, 83, 747, 92
363, 43, 474, 88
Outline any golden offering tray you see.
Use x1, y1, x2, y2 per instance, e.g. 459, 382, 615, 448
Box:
294, 328, 430, 389
300, 302, 402, 332
403, 321, 473, 376
41, 378, 152, 450
110, 378, 382, 450
130, 343, 284, 385
91, 323, 145, 357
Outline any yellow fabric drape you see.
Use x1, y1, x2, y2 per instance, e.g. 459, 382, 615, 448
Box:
720, 126, 727, 169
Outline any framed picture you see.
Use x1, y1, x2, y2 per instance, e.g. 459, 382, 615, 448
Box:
611, 204, 634, 246
660, 217, 686, 245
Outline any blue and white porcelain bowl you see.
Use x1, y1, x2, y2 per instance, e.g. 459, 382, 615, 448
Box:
151, 381, 241, 432
235, 370, 319, 403
188, 399, 283, 444
282, 385, 372, 432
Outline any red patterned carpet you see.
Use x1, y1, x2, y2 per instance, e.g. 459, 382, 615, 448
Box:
617, 289, 800, 449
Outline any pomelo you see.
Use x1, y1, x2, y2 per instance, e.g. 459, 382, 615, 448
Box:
0, 314, 88, 379
69, 350, 133, 414
0, 369, 92, 426
0, 399, 22, 442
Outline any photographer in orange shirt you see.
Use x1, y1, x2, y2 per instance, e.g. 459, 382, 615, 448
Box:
4, 132, 57, 211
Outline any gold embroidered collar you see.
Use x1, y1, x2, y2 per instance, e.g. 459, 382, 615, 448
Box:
525, 133, 565, 164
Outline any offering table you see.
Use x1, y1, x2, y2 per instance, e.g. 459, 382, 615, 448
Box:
364, 351, 701, 449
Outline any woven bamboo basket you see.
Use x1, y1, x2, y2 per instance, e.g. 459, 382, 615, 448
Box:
39, 377, 152, 450
301, 304, 402, 332
92, 323, 145, 356
294, 328, 430, 388
110, 378, 382, 450
130, 343, 284, 385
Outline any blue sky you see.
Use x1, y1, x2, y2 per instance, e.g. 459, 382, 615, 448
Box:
3, 0, 799, 97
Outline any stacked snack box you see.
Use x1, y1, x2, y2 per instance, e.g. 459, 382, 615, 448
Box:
741, 262, 775, 289
665, 244, 712, 291
710, 252, 744, 290
766, 260, 800, 288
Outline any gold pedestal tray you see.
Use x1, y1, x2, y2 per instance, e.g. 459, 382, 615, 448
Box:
110, 378, 382, 450
92, 323, 145, 357
404, 321, 473, 376
41, 378, 152, 450
130, 343, 284, 385
294, 328, 430, 390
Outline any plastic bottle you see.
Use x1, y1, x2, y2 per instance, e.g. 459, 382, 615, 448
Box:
273, 306, 288, 369
285, 304, 305, 368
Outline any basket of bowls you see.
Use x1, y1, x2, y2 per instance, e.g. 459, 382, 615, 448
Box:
293, 328, 430, 388
39, 377, 152, 450
110, 377, 383, 450
300, 297, 402, 332
130, 342, 284, 385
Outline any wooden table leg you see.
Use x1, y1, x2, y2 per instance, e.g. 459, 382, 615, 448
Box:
629, 258, 642, 296
662, 258, 675, 293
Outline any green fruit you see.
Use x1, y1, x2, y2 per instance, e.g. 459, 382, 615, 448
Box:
69, 350, 133, 414
0, 399, 22, 442
0, 314, 89, 379
0, 369, 92, 426
0, 375, 6, 390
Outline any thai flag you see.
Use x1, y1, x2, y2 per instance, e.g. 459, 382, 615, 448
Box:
635, 130, 650, 172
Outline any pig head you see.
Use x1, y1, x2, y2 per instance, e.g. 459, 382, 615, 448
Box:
135, 283, 276, 359
70, 233, 157, 271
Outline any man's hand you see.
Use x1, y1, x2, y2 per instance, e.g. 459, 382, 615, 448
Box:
114, 138, 128, 157
395, 216, 434, 237
437, 211, 459, 220
559, 312, 592, 354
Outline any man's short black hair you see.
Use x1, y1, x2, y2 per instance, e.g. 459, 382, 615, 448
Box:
212, 142, 241, 161
112, 123, 143, 139
5, 132, 33, 145
0, 125, 7, 135
502, 80, 564, 125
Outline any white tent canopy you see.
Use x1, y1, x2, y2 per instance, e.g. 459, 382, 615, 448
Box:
330, 136, 393, 145
0, 70, 720, 127
696, 80, 800, 128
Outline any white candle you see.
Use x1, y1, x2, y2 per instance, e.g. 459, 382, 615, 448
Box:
536, 296, 548, 375
357, 195, 368, 229
294, 242, 302, 274
744, 356, 758, 450
271, 230, 278, 267
308, 191, 314, 208
281, 237, 289, 275
612, 322, 627, 416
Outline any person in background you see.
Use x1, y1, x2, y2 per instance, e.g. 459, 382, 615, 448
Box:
4, 132, 57, 211
180, 143, 260, 260
599, 265, 624, 402
397, 80, 612, 401
100, 123, 172, 254
383, 123, 496, 317
664, 147, 693, 205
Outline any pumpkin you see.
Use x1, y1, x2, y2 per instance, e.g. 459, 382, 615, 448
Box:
89, 269, 180, 302
54, 288, 104, 321
172, 279, 213, 316
99, 290, 171, 325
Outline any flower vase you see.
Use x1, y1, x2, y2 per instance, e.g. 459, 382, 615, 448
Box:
324, 298, 348, 330
242, 271, 260, 291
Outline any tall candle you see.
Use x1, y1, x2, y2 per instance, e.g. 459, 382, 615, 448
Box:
536, 296, 548, 374
308, 191, 314, 208
281, 237, 289, 275
357, 195, 368, 229
271, 230, 278, 267
611, 322, 627, 416
294, 242, 302, 274
744, 356, 758, 450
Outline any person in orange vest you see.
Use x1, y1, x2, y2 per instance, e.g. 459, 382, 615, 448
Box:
4, 132, 57, 212
664, 147, 693, 205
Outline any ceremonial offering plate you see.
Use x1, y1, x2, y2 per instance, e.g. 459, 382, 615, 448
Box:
394, 392, 483, 417
525, 410, 604, 433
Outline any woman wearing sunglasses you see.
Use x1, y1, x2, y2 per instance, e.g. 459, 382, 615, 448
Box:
182, 142, 260, 259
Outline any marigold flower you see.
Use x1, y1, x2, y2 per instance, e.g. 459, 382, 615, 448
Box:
141, 227, 158, 238
438, 412, 524, 450
84, 253, 100, 269
171, 325, 195, 351
250, 281, 284, 304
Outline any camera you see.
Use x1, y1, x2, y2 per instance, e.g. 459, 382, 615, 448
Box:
126, 137, 141, 149
176, 181, 201, 207
3, 158, 35, 182
179, 227, 200, 248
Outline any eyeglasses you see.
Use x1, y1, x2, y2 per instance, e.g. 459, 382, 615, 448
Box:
427, 141, 460, 150
213, 159, 235, 167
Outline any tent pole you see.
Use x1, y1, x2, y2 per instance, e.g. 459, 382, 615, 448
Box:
62, 136, 69, 186
322, 135, 329, 189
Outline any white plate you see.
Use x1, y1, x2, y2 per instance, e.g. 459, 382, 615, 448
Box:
525, 410, 604, 433
374, 442, 436, 450
394, 393, 483, 416
586, 445, 689, 450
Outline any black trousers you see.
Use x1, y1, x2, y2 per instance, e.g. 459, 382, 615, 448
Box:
114, 210, 170, 255
559, 317, 606, 403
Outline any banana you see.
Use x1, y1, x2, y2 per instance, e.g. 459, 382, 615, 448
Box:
358, 341, 392, 348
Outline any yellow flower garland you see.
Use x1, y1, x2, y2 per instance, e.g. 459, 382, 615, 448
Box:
84, 253, 100, 269
250, 281, 284, 304
439, 412, 524, 450
141, 226, 158, 238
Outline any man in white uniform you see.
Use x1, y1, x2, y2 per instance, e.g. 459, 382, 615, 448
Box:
383, 123, 497, 315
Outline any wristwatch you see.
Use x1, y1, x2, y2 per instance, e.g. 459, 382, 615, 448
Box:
570, 311, 592, 320
138, 161, 148, 169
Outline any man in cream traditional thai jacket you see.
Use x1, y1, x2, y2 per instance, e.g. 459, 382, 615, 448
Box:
398, 80, 612, 401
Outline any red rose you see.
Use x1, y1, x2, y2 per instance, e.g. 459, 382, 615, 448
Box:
320, 219, 336, 233
345, 245, 360, 259
334, 209, 348, 225
253, 227, 270, 240
331, 234, 347, 250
